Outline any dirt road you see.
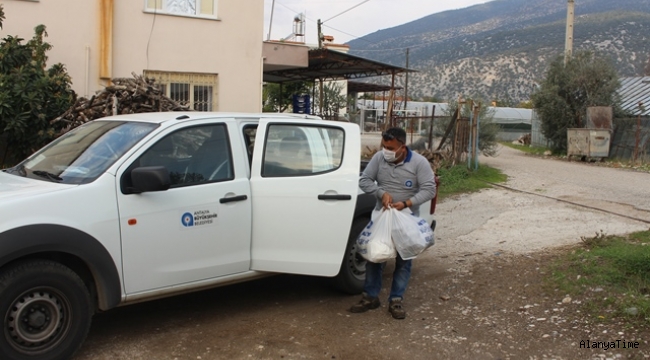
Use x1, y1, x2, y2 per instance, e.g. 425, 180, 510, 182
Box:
73, 145, 650, 360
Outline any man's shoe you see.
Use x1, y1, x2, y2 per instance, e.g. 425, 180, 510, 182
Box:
349, 294, 380, 313
389, 298, 406, 319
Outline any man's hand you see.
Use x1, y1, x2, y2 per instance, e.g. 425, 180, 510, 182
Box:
381, 192, 393, 209
392, 201, 408, 211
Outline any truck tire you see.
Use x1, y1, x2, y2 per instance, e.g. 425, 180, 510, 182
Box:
332, 217, 369, 294
0, 260, 92, 360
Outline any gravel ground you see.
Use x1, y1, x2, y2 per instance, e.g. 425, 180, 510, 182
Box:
73, 144, 650, 360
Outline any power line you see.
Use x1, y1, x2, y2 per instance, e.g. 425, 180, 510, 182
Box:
350, 38, 444, 52
321, 24, 375, 45
275, 1, 376, 46
322, 0, 370, 23
276, 0, 420, 48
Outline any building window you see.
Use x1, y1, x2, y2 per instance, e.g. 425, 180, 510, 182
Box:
145, 0, 216, 19
144, 71, 218, 111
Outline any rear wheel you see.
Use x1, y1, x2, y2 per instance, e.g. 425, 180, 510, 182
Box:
332, 217, 369, 294
0, 260, 92, 360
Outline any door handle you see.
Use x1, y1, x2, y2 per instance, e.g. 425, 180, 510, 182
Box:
220, 195, 248, 203
318, 194, 352, 201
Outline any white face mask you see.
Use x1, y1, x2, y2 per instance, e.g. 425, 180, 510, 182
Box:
383, 148, 397, 162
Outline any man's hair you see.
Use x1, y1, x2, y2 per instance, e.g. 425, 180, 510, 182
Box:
382, 127, 407, 144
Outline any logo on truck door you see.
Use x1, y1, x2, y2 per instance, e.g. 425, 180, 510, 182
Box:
181, 209, 218, 227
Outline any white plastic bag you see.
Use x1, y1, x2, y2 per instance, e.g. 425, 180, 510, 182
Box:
390, 208, 435, 260
356, 209, 396, 263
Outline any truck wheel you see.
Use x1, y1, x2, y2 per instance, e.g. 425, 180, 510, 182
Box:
0, 260, 92, 360
332, 217, 369, 294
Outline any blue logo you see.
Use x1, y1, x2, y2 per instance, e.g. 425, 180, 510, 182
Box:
404, 180, 413, 188
181, 212, 194, 227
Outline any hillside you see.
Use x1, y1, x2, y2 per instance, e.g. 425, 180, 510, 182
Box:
347, 0, 650, 104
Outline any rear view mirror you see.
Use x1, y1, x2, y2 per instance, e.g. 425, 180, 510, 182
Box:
131, 166, 171, 193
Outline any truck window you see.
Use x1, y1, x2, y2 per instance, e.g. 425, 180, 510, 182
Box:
262, 124, 344, 177
135, 124, 233, 186
242, 125, 257, 167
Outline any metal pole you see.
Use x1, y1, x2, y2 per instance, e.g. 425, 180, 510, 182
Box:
279, 82, 283, 113
267, 0, 276, 41
389, 71, 396, 127
635, 112, 641, 162
474, 104, 481, 170
467, 101, 473, 170
428, 105, 435, 150
311, 82, 316, 115
317, 19, 323, 48
564, 0, 575, 65
319, 78, 324, 117
404, 48, 409, 112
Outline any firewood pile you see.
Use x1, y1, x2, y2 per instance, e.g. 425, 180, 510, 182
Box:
51, 72, 189, 135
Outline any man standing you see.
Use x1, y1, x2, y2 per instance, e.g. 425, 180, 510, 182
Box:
350, 127, 436, 319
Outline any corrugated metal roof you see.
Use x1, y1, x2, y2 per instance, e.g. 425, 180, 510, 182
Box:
619, 77, 650, 116
360, 100, 532, 124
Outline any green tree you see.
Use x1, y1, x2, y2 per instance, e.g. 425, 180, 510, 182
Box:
315, 81, 347, 119
0, 5, 75, 166
515, 100, 534, 109
531, 51, 620, 152
262, 81, 312, 113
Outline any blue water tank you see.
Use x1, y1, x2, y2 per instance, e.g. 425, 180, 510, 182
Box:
292, 94, 311, 114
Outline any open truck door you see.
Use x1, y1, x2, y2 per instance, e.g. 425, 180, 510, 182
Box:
250, 119, 360, 276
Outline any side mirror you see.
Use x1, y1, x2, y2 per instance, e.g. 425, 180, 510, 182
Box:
131, 166, 171, 193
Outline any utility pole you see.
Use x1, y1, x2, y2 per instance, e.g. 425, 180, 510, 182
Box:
317, 19, 323, 48
317, 0, 369, 48
564, 0, 575, 65
404, 48, 409, 112
267, 0, 276, 41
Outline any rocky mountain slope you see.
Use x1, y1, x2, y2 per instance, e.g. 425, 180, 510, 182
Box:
347, 0, 650, 104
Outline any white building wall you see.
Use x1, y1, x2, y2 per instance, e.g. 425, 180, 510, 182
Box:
1, 0, 264, 112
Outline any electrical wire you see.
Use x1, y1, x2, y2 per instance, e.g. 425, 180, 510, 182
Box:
275, 0, 375, 45
146, 3, 158, 70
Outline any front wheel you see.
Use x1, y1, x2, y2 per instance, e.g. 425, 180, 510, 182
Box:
0, 260, 92, 360
332, 217, 369, 294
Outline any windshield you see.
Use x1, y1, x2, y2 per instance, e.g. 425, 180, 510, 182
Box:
4, 121, 158, 184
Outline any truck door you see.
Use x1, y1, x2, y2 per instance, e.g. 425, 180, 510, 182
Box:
250, 119, 360, 276
116, 121, 252, 295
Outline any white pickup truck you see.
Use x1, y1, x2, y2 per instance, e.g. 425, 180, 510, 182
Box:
0, 112, 436, 360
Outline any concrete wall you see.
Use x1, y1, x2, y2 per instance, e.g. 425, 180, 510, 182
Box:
1, 0, 264, 112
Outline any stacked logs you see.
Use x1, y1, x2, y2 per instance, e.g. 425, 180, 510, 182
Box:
51, 72, 189, 135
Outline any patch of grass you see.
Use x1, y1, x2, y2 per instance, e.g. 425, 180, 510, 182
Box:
499, 142, 552, 156
437, 164, 507, 200
548, 230, 650, 325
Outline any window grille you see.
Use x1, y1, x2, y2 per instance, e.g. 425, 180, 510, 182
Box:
145, 0, 216, 18
144, 71, 218, 111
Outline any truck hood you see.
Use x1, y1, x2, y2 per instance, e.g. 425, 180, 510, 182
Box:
0, 171, 71, 201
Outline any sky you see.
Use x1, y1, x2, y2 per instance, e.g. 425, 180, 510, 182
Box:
263, 0, 490, 45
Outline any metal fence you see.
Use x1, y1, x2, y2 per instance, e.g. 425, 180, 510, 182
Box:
531, 110, 552, 148
609, 117, 650, 161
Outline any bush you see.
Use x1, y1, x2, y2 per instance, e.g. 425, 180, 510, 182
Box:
0, 6, 75, 166
531, 51, 620, 152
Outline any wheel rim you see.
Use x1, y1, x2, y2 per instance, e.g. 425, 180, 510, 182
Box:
5, 287, 70, 354
348, 243, 367, 280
